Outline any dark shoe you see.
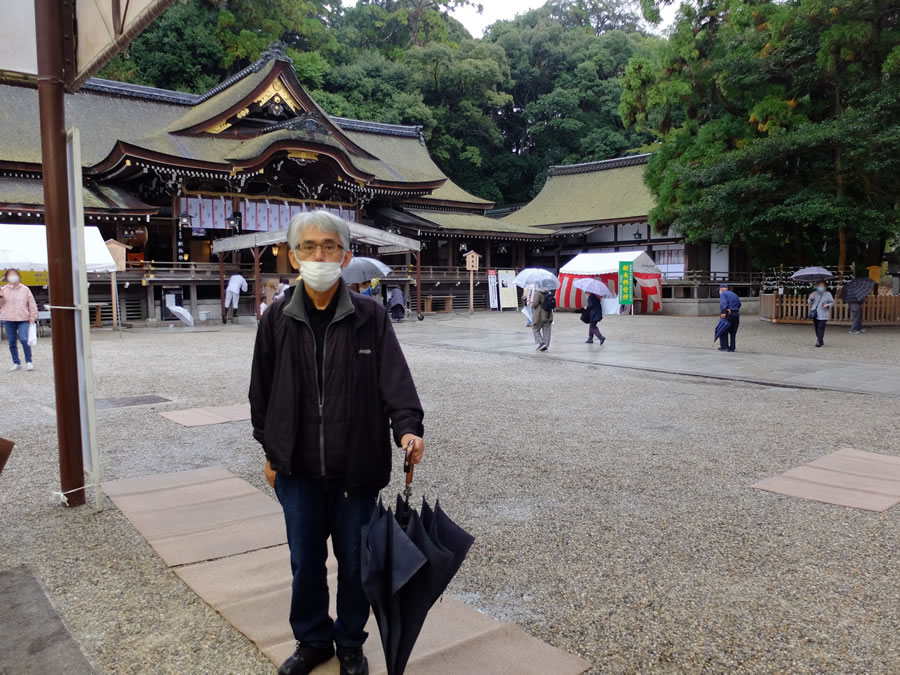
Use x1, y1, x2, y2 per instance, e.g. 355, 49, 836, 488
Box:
599, 337, 606, 345
279, 643, 334, 675
535, 343, 544, 351
539, 343, 549, 351
815, 343, 823, 348
727, 348, 735, 352
717, 347, 728, 351
585, 340, 594, 344
336, 646, 368, 675
222, 317, 227, 324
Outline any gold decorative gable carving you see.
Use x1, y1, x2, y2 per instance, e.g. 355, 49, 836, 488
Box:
253, 78, 303, 114
202, 77, 305, 134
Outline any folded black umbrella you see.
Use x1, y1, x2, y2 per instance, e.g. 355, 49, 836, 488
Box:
714, 317, 731, 343
841, 277, 875, 303
361, 448, 474, 675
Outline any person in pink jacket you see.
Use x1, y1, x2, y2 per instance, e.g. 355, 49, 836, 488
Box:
0, 269, 38, 371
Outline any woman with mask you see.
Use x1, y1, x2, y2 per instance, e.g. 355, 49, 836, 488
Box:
0, 268, 38, 371
808, 283, 835, 348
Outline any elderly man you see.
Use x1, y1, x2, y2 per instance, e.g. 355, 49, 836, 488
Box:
717, 283, 742, 352
249, 211, 425, 675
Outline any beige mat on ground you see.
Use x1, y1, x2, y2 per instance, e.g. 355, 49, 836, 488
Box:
105, 467, 590, 674
159, 403, 252, 427
104, 466, 286, 566
753, 448, 900, 512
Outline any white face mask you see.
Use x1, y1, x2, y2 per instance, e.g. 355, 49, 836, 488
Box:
300, 261, 343, 292
6, 274, 19, 284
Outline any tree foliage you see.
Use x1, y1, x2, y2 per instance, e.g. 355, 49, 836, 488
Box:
621, 0, 900, 268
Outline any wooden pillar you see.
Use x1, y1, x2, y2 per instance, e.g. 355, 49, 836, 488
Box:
110, 272, 119, 330
252, 246, 262, 320
171, 192, 178, 262
415, 251, 422, 316
218, 254, 226, 320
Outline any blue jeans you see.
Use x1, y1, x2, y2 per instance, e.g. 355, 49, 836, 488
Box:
274, 474, 376, 647
4, 321, 31, 365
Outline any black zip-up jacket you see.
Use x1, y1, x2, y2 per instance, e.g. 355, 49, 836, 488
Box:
249, 281, 424, 495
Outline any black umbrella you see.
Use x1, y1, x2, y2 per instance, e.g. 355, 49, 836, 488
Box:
840, 277, 875, 303
361, 447, 474, 675
714, 317, 731, 343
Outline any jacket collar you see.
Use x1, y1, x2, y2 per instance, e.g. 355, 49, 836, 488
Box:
284, 279, 355, 325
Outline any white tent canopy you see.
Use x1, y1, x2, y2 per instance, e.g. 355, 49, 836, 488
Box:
0, 223, 117, 273
560, 251, 661, 276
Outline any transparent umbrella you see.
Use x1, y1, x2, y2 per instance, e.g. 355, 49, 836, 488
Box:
573, 277, 613, 298
343, 257, 392, 285
513, 268, 560, 291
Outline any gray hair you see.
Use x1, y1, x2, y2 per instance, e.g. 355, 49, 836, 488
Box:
286, 210, 351, 251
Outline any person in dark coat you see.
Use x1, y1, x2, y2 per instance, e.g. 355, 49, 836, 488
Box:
250, 210, 425, 675
584, 281, 606, 345
717, 283, 741, 352
388, 287, 405, 322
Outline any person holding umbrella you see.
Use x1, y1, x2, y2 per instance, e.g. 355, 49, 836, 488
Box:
716, 283, 741, 352
531, 287, 554, 350
574, 276, 609, 345
841, 277, 876, 334
249, 210, 425, 675
808, 282, 835, 347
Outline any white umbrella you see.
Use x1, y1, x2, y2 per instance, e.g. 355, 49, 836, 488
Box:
514, 268, 560, 291
167, 305, 194, 327
573, 277, 613, 298
790, 267, 833, 282
343, 257, 392, 285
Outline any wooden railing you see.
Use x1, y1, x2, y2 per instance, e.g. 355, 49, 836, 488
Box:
760, 294, 900, 325
660, 270, 764, 284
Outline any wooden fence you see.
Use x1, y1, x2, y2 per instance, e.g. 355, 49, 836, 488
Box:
760, 294, 900, 325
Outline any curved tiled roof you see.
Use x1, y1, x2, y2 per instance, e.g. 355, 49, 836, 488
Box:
503, 154, 654, 228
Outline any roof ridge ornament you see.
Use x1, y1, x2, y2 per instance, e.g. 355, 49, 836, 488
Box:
258, 43, 293, 67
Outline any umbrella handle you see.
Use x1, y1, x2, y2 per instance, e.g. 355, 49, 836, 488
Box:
404, 441, 415, 487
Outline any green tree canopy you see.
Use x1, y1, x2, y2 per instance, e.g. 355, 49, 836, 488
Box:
621, 0, 900, 269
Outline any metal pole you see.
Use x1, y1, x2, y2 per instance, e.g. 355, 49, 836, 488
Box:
469, 269, 474, 314
252, 246, 262, 320
218, 253, 226, 321
36, 0, 85, 507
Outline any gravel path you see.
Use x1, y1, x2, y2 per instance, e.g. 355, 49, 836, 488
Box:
1, 318, 898, 673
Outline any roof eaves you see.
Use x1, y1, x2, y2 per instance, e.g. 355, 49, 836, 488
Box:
81, 78, 199, 105
548, 153, 651, 177
332, 117, 423, 140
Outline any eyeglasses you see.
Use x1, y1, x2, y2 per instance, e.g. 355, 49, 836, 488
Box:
298, 241, 344, 256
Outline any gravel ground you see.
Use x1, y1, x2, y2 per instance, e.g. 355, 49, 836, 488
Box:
1, 317, 899, 674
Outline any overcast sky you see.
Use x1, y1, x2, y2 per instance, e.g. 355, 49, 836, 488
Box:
340, 2, 679, 38
450, 1, 679, 37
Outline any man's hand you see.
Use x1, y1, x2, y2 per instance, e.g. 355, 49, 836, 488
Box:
720, 313, 726, 319
401, 434, 425, 465
264, 459, 276, 488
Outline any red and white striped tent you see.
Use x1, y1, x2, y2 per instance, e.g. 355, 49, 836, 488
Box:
556, 251, 663, 313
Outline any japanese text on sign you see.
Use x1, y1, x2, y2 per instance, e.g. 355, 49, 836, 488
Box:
618, 261, 634, 305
